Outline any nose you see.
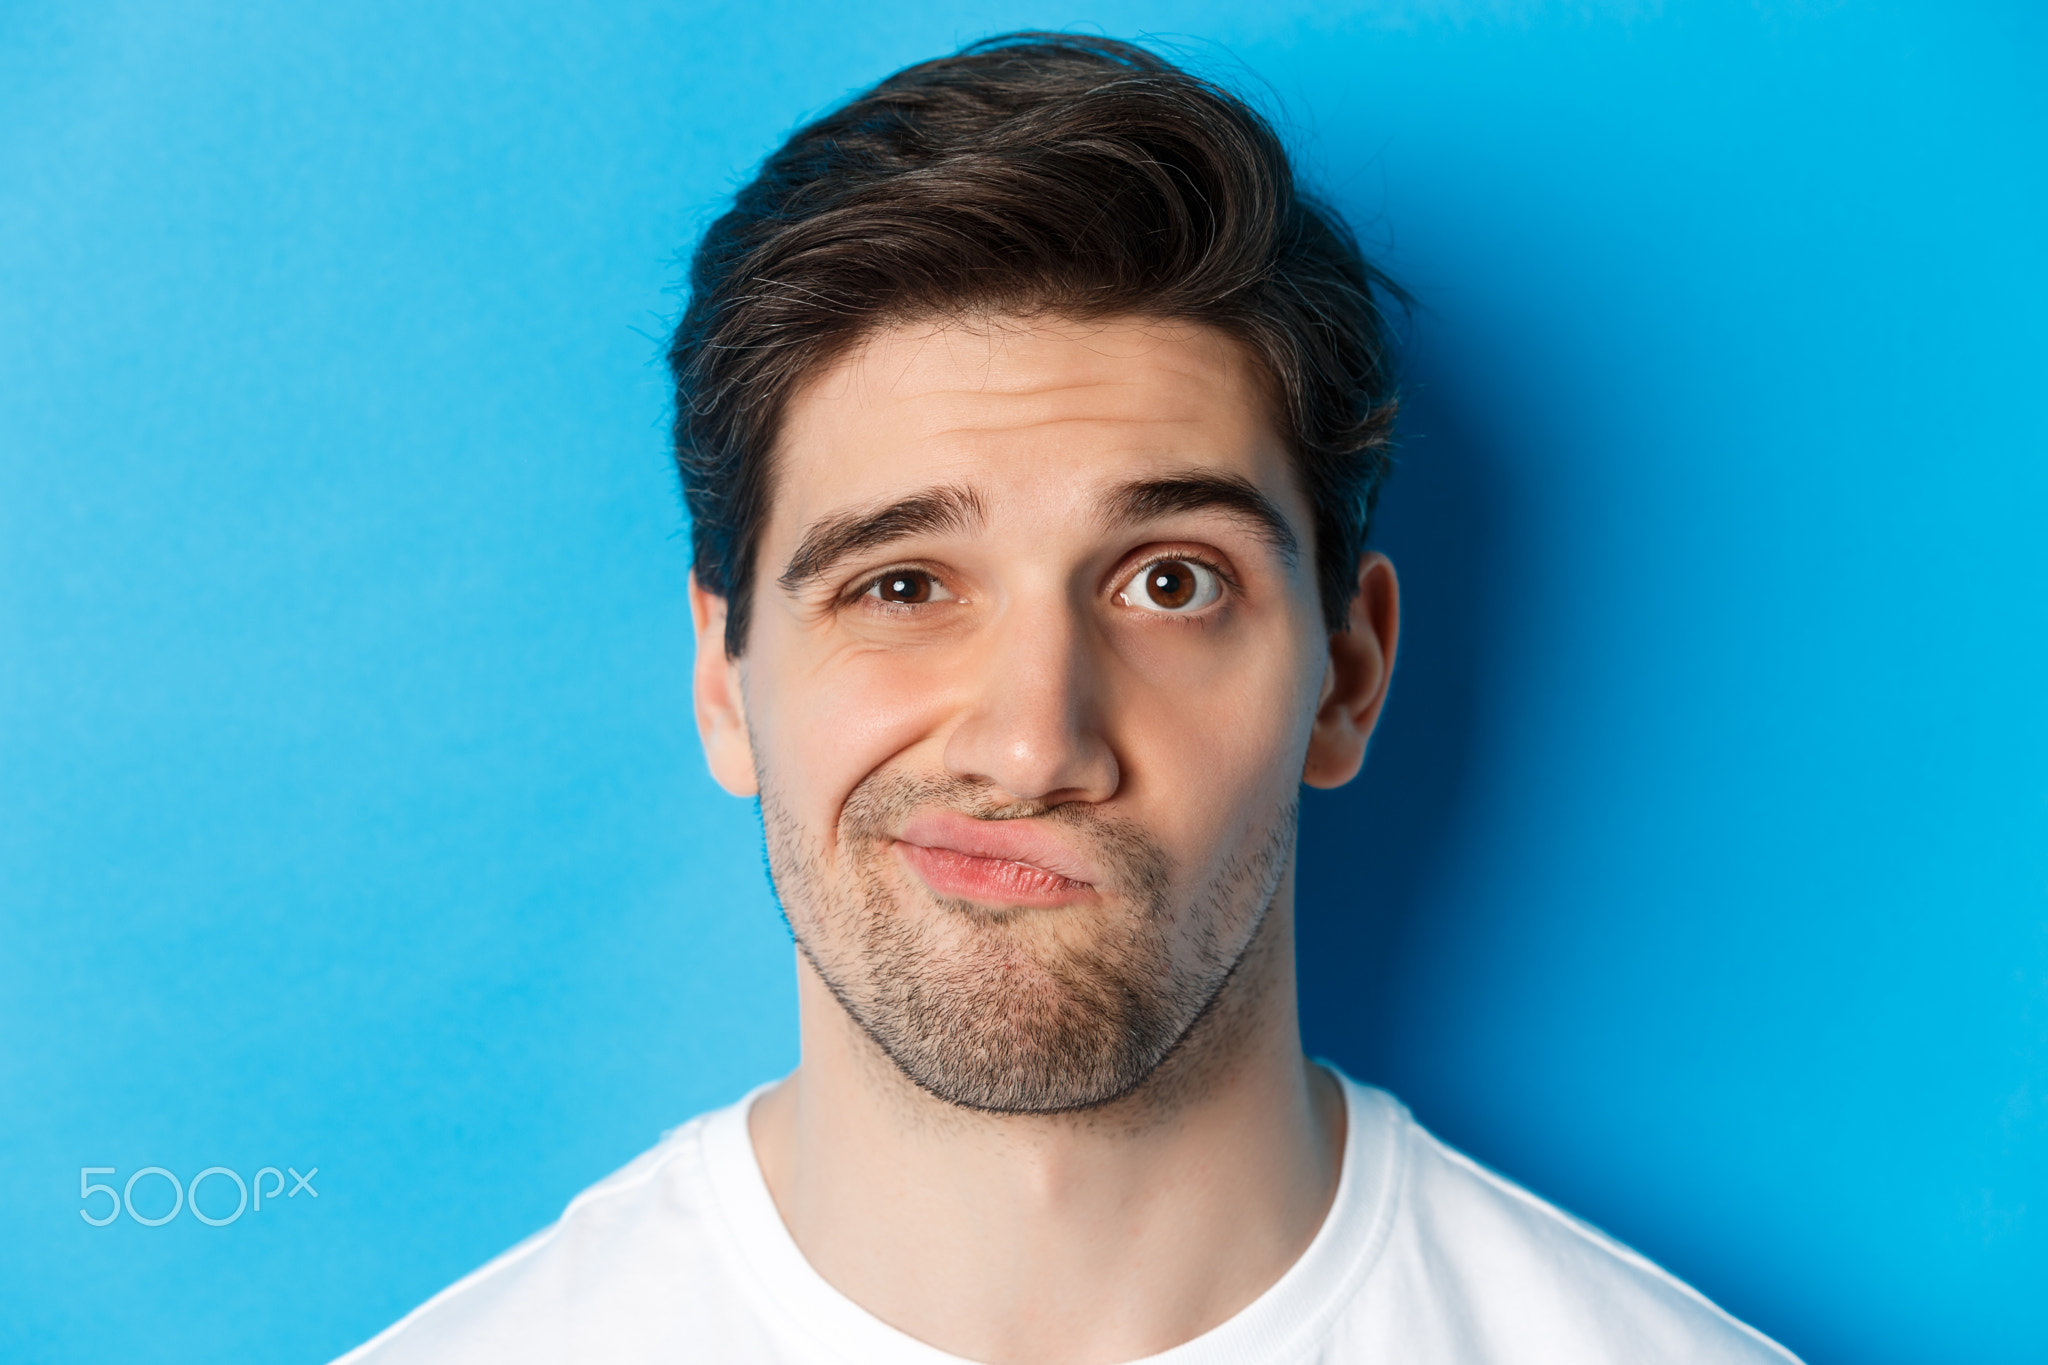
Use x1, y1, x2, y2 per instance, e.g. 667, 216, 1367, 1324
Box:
941, 593, 1120, 806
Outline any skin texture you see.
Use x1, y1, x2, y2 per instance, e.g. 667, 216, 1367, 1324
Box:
689, 315, 1399, 1364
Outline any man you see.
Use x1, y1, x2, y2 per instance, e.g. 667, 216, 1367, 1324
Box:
340, 33, 1799, 1365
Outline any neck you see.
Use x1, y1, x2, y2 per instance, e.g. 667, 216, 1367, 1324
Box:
748, 897, 1345, 1365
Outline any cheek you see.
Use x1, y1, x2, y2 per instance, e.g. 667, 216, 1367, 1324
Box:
749, 643, 958, 821
1108, 623, 1322, 845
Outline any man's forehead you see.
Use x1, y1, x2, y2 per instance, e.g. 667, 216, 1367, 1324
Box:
811, 312, 1262, 400
769, 315, 1297, 532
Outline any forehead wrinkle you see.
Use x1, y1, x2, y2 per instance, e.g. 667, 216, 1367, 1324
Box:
891, 367, 1232, 412
913, 368, 1217, 399
777, 484, 987, 594
893, 386, 1249, 449
909, 415, 1223, 450
856, 349, 1249, 420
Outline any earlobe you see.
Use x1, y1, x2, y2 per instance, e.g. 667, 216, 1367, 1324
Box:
1302, 553, 1400, 790
689, 574, 760, 797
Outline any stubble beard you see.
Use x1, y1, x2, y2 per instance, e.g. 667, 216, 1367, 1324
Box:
759, 768, 1297, 1116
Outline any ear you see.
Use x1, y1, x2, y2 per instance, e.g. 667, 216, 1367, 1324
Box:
689, 573, 760, 797
1302, 553, 1400, 790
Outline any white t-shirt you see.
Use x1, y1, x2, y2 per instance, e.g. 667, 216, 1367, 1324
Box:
336, 1075, 1800, 1364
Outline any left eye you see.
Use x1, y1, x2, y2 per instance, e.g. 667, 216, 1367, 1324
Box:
864, 569, 946, 605
1117, 558, 1222, 614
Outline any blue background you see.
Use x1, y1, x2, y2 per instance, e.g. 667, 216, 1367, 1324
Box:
2, 2, 2043, 1361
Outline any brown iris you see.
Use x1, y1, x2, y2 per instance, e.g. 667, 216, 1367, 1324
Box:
876, 571, 935, 604
1144, 561, 1198, 609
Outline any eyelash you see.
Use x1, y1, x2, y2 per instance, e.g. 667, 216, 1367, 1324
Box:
844, 552, 1238, 614
1119, 553, 1237, 607
849, 565, 947, 609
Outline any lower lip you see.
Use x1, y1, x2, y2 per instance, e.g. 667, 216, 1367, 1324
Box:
895, 841, 1095, 908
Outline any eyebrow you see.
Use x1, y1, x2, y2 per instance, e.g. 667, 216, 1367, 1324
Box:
1103, 472, 1300, 564
775, 470, 1299, 596
777, 485, 987, 593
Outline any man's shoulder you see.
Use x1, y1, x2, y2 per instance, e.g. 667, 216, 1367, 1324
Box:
1340, 1083, 1799, 1364
329, 1103, 769, 1365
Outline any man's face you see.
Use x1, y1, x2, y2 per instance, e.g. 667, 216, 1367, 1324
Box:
702, 316, 1347, 1114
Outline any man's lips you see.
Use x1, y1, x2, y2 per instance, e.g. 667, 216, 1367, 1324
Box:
894, 809, 1101, 907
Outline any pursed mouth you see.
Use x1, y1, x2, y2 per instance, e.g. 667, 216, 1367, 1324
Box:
893, 840, 1097, 907
897, 808, 1102, 880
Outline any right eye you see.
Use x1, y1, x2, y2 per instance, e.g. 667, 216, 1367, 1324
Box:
1115, 557, 1223, 614
863, 569, 945, 605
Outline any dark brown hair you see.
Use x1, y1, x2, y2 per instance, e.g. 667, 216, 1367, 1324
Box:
670, 32, 1404, 654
